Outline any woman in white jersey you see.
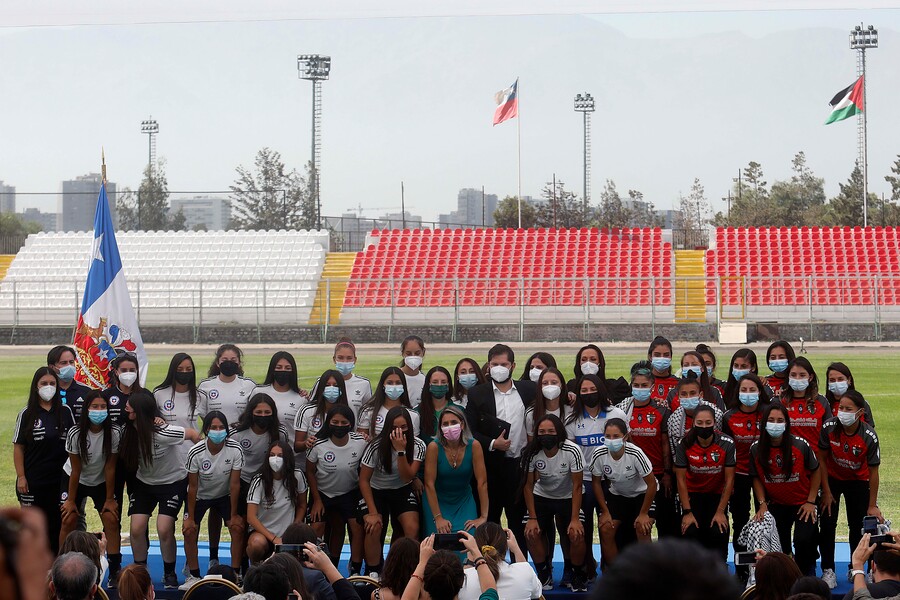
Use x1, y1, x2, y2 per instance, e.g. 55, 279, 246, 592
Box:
307, 404, 368, 575
246, 439, 308, 562
358, 367, 421, 439
522, 414, 588, 593
295, 369, 349, 452
359, 406, 427, 578
589, 418, 656, 565
180, 410, 244, 590
524, 368, 573, 445
120, 391, 200, 589
154, 353, 206, 465
319, 338, 373, 421
253, 351, 305, 444
399, 335, 427, 408
452, 358, 485, 409
59, 390, 122, 579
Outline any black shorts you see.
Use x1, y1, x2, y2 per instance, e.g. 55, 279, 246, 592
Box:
606, 491, 655, 522
128, 478, 187, 518
360, 484, 419, 522
527, 495, 585, 524
237, 479, 252, 517
321, 490, 361, 522
189, 496, 232, 525
59, 474, 111, 514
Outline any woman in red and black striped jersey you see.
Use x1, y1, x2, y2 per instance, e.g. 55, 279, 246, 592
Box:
818, 390, 882, 587
750, 403, 821, 576
781, 358, 832, 451
647, 337, 679, 405
764, 340, 796, 401
674, 404, 735, 561
824, 363, 875, 427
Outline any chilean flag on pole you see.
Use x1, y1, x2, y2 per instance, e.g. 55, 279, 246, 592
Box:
73, 182, 147, 388
493, 79, 518, 126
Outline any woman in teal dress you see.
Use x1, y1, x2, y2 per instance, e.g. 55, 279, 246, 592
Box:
423, 405, 489, 536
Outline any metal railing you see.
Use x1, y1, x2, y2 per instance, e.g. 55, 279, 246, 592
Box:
0, 235, 28, 254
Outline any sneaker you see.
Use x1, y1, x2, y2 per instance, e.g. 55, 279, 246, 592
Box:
538, 567, 553, 591
561, 566, 573, 590
235, 573, 243, 588
822, 569, 837, 590
368, 572, 380, 583
208, 558, 220, 571
107, 569, 119, 589
746, 568, 756, 589
182, 563, 190, 577
571, 572, 588, 593
164, 572, 179, 589
179, 576, 202, 591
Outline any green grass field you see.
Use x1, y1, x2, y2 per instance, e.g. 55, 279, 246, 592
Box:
0, 344, 894, 543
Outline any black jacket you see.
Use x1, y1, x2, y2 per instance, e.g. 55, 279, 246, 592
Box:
464, 379, 536, 464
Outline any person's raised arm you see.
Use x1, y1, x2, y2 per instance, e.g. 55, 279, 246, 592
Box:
401, 536, 435, 600
460, 531, 496, 594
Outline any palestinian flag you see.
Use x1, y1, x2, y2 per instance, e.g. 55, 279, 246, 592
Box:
825, 76, 864, 124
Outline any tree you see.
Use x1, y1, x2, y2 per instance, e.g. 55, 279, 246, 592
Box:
825, 162, 875, 226
229, 148, 315, 230
492, 195, 536, 228
536, 178, 586, 228
675, 178, 711, 233
116, 159, 186, 231
768, 151, 827, 225
0, 212, 41, 236
626, 189, 663, 228
596, 180, 632, 228
715, 160, 780, 226
879, 155, 900, 225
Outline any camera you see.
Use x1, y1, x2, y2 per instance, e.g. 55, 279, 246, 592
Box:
862, 516, 893, 545
433, 533, 466, 552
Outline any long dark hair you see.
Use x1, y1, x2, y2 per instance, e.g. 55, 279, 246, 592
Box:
76, 390, 113, 463
534, 368, 573, 426
119, 390, 163, 471
360, 367, 411, 437
208, 344, 244, 378
109, 353, 142, 392
520, 414, 568, 475
418, 366, 454, 439
695, 343, 717, 370
153, 352, 199, 420
675, 372, 702, 402
681, 350, 714, 401
380, 537, 420, 596
47, 345, 77, 367
723, 348, 759, 408
375, 406, 416, 474
824, 362, 857, 406
574, 344, 607, 380
453, 358, 484, 400
648, 336, 673, 358
786, 357, 819, 401
831, 390, 867, 441
733, 373, 769, 412
259, 439, 299, 506
519, 352, 558, 382
263, 351, 300, 393
21, 367, 63, 442
758, 402, 794, 478
234, 393, 281, 443
572, 374, 611, 413
317, 405, 356, 440
399, 335, 426, 367
766, 341, 796, 374
681, 405, 717, 449
474, 522, 508, 581
308, 369, 349, 426
202, 410, 229, 436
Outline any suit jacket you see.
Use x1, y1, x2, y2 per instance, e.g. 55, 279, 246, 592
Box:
464, 379, 536, 466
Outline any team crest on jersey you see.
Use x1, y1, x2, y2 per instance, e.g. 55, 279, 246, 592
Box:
656, 384, 665, 396
34, 418, 42, 428
201, 460, 212, 471
60, 491, 68, 501
603, 465, 613, 475
375, 415, 385, 425
312, 417, 322, 429
324, 451, 336, 463
240, 438, 252, 449
647, 413, 656, 424
164, 399, 175, 411
746, 421, 754, 430
209, 390, 219, 400
710, 451, 721, 463
535, 460, 546, 470
775, 454, 783, 468
109, 396, 120, 406
852, 445, 862, 457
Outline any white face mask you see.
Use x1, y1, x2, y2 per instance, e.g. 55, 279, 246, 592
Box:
490, 365, 511, 383
837, 410, 859, 427
529, 367, 543, 382
580, 361, 600, 376
38, 385, 56, 401
404, 356, 423, 371
268, 456, 284, 472
118, 371, 138, 387
542, 385, 562, 400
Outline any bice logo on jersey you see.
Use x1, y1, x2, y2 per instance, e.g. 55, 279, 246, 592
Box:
164, 399, 175, 411
535, 460, 546, 471
209, 390, 220, 400
324, 451, 336, 463
201, 459, 212, 471
240, 438, 252, 449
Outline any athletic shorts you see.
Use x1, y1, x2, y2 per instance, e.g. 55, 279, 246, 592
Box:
59, 474, 111, 514
320, 490, 362, 522
237, 479, 252, 517
606, 491, 656, 522
359, 484, 419, 522
527, 495, 585, 524
189, 496, 232, 525
128, 478, 187, 518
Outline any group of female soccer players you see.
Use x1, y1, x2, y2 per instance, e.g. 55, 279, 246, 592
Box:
12, 336, 882, 591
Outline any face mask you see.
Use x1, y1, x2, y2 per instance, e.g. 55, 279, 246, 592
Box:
330, 425, 350, 439
838, 410, 859, 427
683, 366, 703, 378
694, 425, 714, 439
459, 373, 478, 389
738, 393, 759, 407
765, 422, 786, 437
490, 365, 511, 383
430, 384, 449, 399
323, 386, 341, 403
273, 371, 292, 386
768, 359, 789, 374
219, 361, 240, 377
88, 409, 108, 425
441, 423, 462, 441
57, 365, 76, 382
680, 396, 700, 411
581, 392, 601, 408
538, 435, 557, 450
706, 366, 715, 377
732, 368, 751, 380
542, 385, 562, 401
268, 456, 284, 472
632, 387, 652, 402
174, 372, 193, 386
335, 361, 355, 376
580, 361, 600, 376
252, 415, 273, 429
605, 438, 625, 453
828, 381, 850, 396
38, 385, 56, 401
651, 357, 672, 372
404, 356, 423, 371
529, 367, 543, 382
788, 378, 810, 392
118, 372, 138, 387
207, 429, 227, 444
385, 385, 405, 400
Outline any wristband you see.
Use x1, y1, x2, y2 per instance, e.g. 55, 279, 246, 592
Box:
397, 451, 406, 457
411, 574, 424, 582
527, 517, 538, 520
850, 569, 866, 579
682, 509, 692, 515
433, 514, 442, 522
473, 559, 487, 568
804, 501, 816, 507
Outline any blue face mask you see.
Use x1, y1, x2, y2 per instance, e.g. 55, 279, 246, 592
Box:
323, 386, 341, 403
683, 366, 703, 379
651, 357, 672, 372
769, 359, 789, 373
605, 438, 625, 452
335, 362, 355, 377
58, 365, 77, 382
732, 368, 751, 380
385, 385, 405, 400
208, 429, 228, 444
706, 366, 715, 378
88, 410, 108, 425
738, 392, 759, 407
680, 396, 700, 410
765, 422, 786, 438
788, 378, 810, 392
828, 381, 849, 396
459, 373, 478, 389
632, 387, 652, 402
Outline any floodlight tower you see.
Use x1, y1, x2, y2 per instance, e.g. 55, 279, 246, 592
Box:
140, 118, 159, 179
574, 93, 595, 214
297, 54, 331, 230
850, 23, 877, 227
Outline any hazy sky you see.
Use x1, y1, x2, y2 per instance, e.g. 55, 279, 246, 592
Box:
2, 2, 899, 221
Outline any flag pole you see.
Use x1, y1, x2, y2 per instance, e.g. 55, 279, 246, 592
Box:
516, 78, 522, 229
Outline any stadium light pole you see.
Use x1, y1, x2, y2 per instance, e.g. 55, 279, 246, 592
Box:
297, 54, 331, 231
574, 93, 595, 216
140, 118, 159, 230
850, 23, 877, 227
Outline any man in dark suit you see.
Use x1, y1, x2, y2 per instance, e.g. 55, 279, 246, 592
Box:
464, 343, 536, 555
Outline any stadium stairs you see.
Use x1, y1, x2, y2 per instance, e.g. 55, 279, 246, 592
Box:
0, 255, 13, 280
673, 249, 706, 322
309, 252, 356, 325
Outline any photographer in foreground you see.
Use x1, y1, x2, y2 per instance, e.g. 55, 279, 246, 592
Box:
402, 533, 498, 600
849, 532, 900, 600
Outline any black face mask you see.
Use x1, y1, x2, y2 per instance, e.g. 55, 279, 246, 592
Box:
219, 361, 240, 377
273, 371, 292, 386
253, 415, 273, 429
330, 425, 350, 439
538, 435, 558, 450
695, 425, 715, 440
174, 372, 193, 385
581, 392, 601, 408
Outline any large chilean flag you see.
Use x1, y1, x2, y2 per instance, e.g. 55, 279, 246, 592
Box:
493, 79, 518, 126
73, 182, 147, 388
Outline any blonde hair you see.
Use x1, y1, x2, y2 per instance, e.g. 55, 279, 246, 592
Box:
474, 522, 507, 581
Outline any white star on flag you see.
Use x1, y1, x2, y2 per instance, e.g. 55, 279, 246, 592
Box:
91, 233, 105, 263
